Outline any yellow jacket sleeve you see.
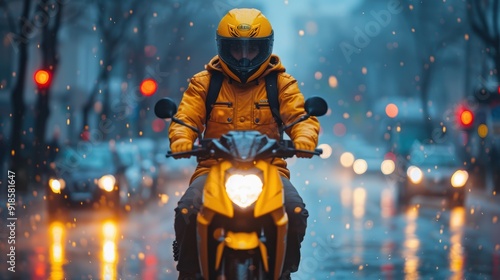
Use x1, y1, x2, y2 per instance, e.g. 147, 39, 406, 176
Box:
168, 71, 211, 144
277, 73, 320, 147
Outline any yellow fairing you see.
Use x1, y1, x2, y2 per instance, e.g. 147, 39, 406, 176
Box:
203, 161, 235, 217
202, 160, 284, 218
253, 160, 284, 217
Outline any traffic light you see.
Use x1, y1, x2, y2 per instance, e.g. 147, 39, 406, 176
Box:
456, 105, 474, 129
140, 78, 157, 96
34, 69, 51, 88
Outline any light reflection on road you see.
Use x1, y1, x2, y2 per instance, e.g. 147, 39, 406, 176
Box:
403, 207, 420, 280
47, 218, 119, 280
101, 220, 118, 280
449, 207, 465, 280
49, 221, 65, 280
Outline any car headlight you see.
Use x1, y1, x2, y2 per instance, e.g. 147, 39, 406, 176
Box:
225, 174, 263, 208
98, 175, 116, 192
49, 178, 65, 194
407, 166, 423, 184
381, 159, 395, 175
451, 170, 468, 188
352, 159, 368, 175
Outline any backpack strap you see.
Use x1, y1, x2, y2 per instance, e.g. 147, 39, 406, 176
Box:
265, 71, 283, 127
205, 71, 224, 122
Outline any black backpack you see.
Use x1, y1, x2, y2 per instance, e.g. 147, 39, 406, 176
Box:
205, 71, 283, 127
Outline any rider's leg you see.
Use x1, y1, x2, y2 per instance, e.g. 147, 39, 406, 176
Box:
281, 176, 309, 275
174, 174, 207, 276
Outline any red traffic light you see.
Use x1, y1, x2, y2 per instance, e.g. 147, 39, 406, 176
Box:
140, 78, 157, 96
34, 69, 51, 88
457, 106, 474, 128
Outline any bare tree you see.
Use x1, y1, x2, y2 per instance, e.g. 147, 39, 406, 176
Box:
80, 0, 213, 140
33, 0, 63, 177
468, 0, 500, 83
80, 0, 142, 139
2, 0, 32, 191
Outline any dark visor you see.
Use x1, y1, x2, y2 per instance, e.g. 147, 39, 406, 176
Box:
217, 33, 273, 73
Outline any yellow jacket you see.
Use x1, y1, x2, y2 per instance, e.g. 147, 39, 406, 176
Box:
169, 54, 320, 182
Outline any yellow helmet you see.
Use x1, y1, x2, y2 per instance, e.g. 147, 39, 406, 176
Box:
216, 8, 274, 83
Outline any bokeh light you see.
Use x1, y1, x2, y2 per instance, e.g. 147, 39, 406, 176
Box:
381, 159, 396, 175
140, 78, 158, 96
317, 143, 332, 159
340, 152, 355, 168
152, 119, 166, 132
333, 123, 347, 136
385, 103, 399, 118
34, 69, 51, 86
353, 159, 368, 175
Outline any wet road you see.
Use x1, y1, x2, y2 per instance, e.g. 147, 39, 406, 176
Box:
1, 163, 499, 279
291, 159, 500, 280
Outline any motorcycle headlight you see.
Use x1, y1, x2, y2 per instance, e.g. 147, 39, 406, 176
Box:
98, 175, 116, 192
225, 174, 263, 208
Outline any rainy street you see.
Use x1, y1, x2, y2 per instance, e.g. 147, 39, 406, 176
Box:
2, 0, 500, 279
1, 161, 499, 280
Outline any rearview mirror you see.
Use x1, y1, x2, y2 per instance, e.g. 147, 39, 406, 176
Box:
305, 96, 328, 117
154, 98, 177, 119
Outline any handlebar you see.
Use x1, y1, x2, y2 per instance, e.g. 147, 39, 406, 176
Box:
166, 142, 322, 159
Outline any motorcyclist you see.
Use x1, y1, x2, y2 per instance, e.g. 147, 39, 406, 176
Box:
169, 8, 320, 280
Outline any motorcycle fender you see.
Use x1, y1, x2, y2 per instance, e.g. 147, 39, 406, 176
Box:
214, 231, 270, 273
224, 231, 260, 250
254, 160, 284, 217
203, 161, 235, 217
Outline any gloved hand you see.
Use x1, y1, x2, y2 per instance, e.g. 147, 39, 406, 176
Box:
170, 138, 193, 158
293, 136, 316, 158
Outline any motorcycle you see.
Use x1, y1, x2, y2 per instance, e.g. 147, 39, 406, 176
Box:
154, 96, 327, 280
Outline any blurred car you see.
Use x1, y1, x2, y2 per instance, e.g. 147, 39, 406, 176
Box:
115, 140, 157, 206
46, 143, 121, 214
155, 139, 196, 180
131, 138, 159, 194
338, 136, 395, 176
397, 141, 469, 207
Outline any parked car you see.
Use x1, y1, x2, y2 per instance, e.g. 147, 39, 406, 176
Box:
46, 142, 121, 215
397, 141, 469, 207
